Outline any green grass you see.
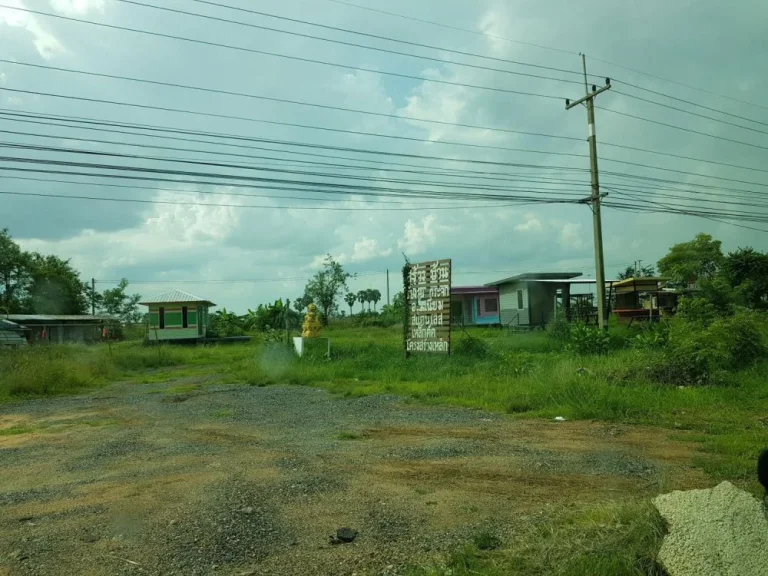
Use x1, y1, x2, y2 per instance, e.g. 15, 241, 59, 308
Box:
0, 426, 34, 436
2, 325, 765, 490
408, 501, 667, 576
336, 430, 366, 440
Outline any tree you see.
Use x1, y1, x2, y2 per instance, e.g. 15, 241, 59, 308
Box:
25, 253, 89, 315
721, 247, 768, 309
0, 228, 32, 313
344, 292, 357, 316
304, 255, 352, 325
100, 279, 143, 323
357, 289, 368, 312
617, 264, 656, 281
380, 291, 404, 321
294, 294, 313, 316
658, 233, 724, 287
370, 288, 382, 311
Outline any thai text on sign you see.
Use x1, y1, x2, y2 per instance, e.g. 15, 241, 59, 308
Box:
405, 259, 451, 355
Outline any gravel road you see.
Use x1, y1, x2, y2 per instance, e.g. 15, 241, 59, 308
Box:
0, 381, 699, 576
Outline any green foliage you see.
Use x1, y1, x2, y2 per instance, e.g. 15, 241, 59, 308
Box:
0, 228, 31, 313
547, 318, 572, 343
617, 264, 656, 280
454, 333, 491, 358
304, 255, 352, 325
631, 323, 669, 350
676, 296, 718, 326
344, 292, 357, 315
100, 278, 142, 323
658, 232, 724, 286
208, 308, 245, 337
243, 299, 298, 333
294, 294, 313, 315
721, 247, 768, 309
567, 324, 612, 355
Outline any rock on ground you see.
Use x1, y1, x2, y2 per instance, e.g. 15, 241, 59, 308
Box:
653, 481, 768, 576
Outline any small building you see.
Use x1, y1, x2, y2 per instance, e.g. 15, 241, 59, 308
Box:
450, 286, 500, 326
485, 272, 584, 329
140, 289, 215, 342
4, 314, 114, 344
0, 318, 26, 346
611, 277, 675, 324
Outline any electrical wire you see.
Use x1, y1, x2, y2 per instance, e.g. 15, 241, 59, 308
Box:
0, 60, 582, 143
116, 0, 583, 85
0, 4, 566, 101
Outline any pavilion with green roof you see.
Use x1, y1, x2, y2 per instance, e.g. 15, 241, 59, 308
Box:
140, 289, 215, 342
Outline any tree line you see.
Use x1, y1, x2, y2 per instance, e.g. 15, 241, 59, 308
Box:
1, 228, 141, 323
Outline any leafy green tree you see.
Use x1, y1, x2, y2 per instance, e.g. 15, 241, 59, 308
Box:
344, 292, 357, 315
100, 279, 142, 323
0, 228, 32, 312
721, 247, 768, 309
25, 253, 88, 314
209, 308, 244, 337
658, 233, 724, 287
380, 291, 404, 321
304, 255, 352, 325
294, 294, 313, 316
370, 288, 382, 311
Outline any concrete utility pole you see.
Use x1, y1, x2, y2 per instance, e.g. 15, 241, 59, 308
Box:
566, 54, 611, 329
386, 269, 390, 306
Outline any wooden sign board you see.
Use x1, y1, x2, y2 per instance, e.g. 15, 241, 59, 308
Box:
405, 259, 451, 355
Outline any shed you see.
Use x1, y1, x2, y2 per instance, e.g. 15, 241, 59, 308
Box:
486, 272, 583, 329
0, 318, 26, 346
4, 314, 113, 344
450, 286, 500, 327
611, 277, 674, 324
140, 289, 215, 342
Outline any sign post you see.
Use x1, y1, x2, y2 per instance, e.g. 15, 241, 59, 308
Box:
404, 259, 451, 356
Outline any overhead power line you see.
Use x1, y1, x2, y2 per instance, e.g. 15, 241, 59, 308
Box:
597, 106, 768, 151
0, 60, 581, 143
319, 0, 576, 57
0, 4, 565, 101
116, 0, 583, 85
0, 189, 577, 210
613, 90, 768, 136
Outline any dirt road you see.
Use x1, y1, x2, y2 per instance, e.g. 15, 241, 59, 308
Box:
0, 380, 706, 575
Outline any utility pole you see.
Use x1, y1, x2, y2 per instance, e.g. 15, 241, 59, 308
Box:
386, 269, 390, 306
566, 55, 611, 329
91, 278, 96, 316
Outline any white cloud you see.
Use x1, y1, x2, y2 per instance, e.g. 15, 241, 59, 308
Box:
49, 0, 105, 15
0, 0, 64, 59
560, 223, 586, 250
309, 237, 392, 268
398, 215, 451, 256
514, 214, 543, 233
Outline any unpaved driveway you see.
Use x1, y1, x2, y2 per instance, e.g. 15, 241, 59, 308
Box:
0, 381, 706, 575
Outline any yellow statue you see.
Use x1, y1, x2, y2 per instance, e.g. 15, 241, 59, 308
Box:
302, 304, 322, 338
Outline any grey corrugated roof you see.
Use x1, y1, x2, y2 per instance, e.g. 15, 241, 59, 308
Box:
139, 289, 215, 306
5, 314, 113, 322
0, 330, 25, 345
0, 318, 23, 330
485, 272, 582, 286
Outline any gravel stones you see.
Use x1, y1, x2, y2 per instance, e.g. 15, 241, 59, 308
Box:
653, 481, 768, 576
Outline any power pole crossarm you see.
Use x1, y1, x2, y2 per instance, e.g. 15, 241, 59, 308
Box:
566, 55, 612, 330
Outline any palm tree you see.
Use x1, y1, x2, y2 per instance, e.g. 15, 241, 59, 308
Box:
357, 290, 368, 313
370, 289, 382, 311
344, 292, 357, 316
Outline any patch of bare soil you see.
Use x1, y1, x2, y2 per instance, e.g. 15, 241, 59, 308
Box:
0, 385, 708, 575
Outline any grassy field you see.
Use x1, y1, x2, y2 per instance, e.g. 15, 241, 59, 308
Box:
1, 323, 765, 575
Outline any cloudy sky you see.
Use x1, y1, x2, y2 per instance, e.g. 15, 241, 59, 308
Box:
1, 0, 766, 310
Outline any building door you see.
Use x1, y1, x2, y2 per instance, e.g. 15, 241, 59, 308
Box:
159, 307, 165, 329
198, 307, 203, 336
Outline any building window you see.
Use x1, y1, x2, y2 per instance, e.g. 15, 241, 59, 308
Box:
182, 306, 188, 328
517, 290, 524, 310
485, 298, 498, 313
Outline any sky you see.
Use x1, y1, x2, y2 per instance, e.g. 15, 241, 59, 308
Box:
1, 0, 766, 311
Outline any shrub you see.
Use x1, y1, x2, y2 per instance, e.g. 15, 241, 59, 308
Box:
567, 324, 611, 355
631, 322, 669, 350
454, 334, 492, 358
547, 318, 571, 343
677, 296, 718, 326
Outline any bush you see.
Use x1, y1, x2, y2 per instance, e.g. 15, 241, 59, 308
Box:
631, 322, 669, 350
454, 334, 492, 358
677, 296, 718, 326
567, 324, 611, 355
644, 311, 766, 385
547, 318, 571, 343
